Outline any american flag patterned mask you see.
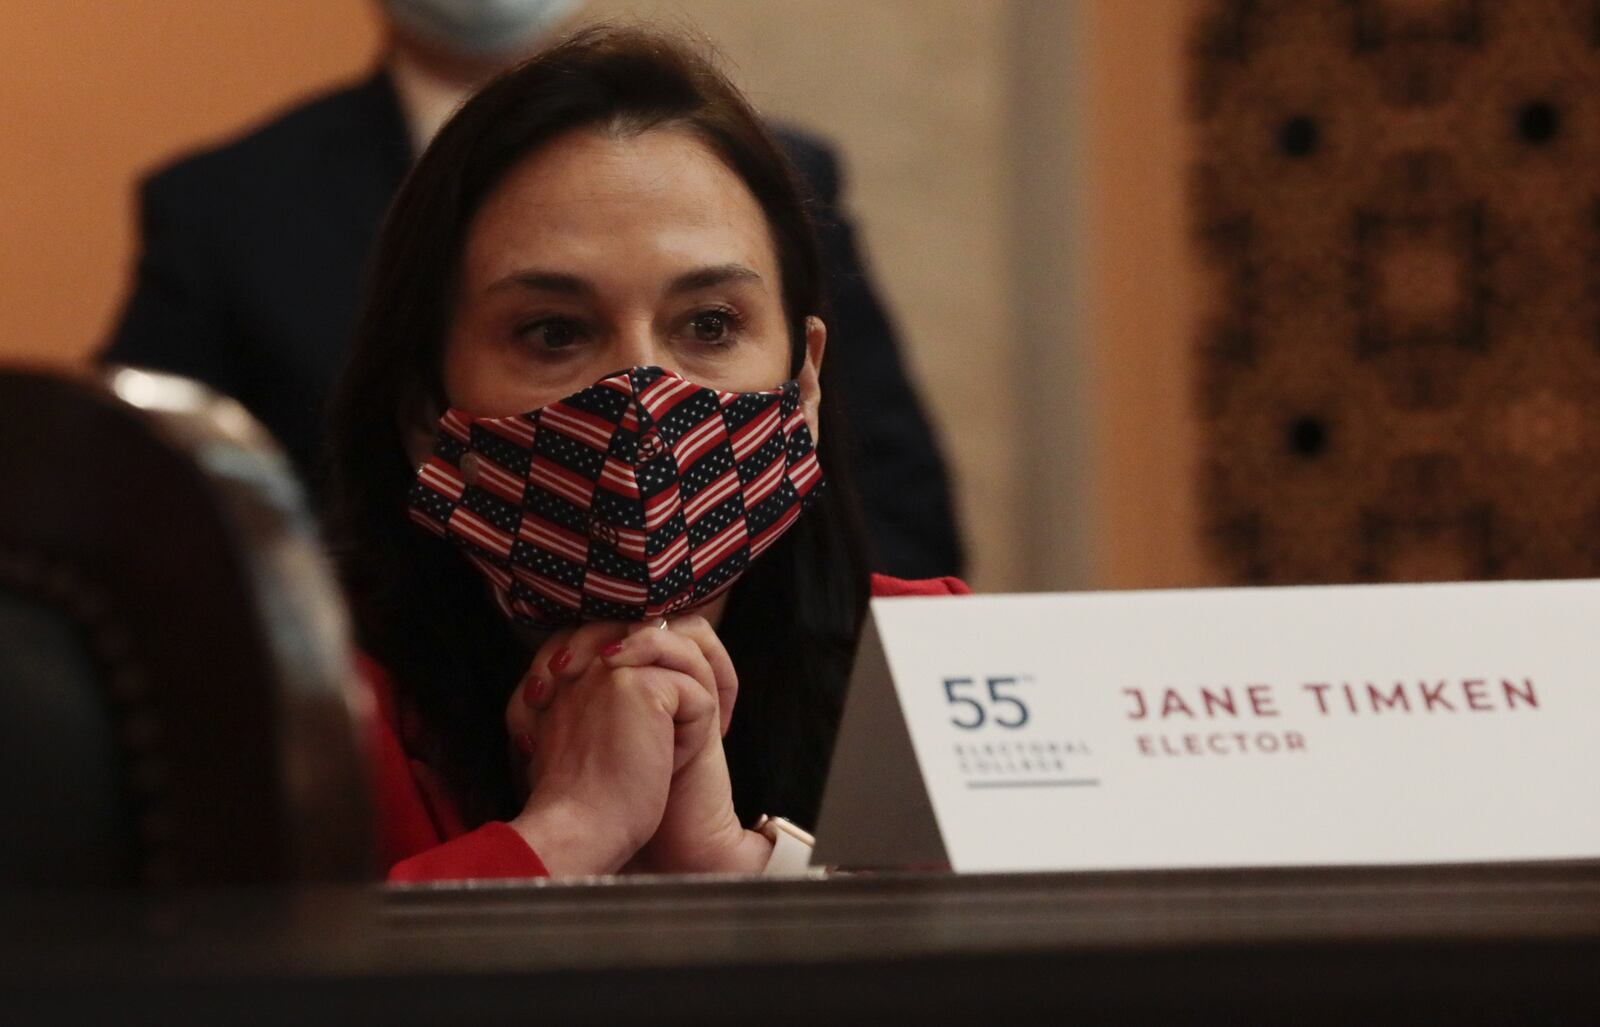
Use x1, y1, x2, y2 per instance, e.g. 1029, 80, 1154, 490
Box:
409, 365, 824, 627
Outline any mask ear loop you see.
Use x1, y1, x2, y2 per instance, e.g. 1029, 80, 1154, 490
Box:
654, 617, 670, 630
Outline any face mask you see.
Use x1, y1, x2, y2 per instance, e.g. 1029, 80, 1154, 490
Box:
410, 366, 825, 627
380, 0, 583, 59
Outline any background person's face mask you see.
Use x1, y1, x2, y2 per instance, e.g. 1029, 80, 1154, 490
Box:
380, 0, 583, 59
410, 366, 825, 626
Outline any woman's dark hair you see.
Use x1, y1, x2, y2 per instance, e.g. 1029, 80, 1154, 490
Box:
324, 25, 872, 828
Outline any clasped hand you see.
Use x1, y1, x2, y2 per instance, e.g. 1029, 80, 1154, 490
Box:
502, 615, 772, 876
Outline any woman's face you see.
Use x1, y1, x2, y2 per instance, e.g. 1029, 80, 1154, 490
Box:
442, 125, 824, 425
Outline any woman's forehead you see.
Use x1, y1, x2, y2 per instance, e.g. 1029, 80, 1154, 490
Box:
462, 126, 779, 284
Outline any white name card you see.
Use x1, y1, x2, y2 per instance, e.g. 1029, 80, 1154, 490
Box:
813, 580, 1600, 873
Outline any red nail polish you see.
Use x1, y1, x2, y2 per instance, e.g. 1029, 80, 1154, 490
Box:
513, 733, 535, 763
550, 648, 573, 674
522, 675, 546, 707
600, 641, 625, 658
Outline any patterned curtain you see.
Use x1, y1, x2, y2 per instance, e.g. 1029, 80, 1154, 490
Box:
1192, 0, 1600, 583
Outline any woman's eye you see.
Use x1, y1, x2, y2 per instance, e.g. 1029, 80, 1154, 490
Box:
521, 318, 583, 350
688, 310, 735, 344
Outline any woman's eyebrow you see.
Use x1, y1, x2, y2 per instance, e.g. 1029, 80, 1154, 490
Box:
489, 270, 593, 295
667, 264, 762, 294
486, 265, 760, 296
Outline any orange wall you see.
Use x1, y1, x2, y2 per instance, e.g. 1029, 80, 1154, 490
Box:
0, 2, 380, 366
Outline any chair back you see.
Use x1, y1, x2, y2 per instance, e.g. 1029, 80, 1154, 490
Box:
0, 366, 372, 886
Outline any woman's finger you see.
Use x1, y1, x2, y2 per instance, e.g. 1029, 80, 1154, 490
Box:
602, 626, 718, 712
506, 679, 539, 754
613, 664, 717, 765
656, 615, 740, 736
503, 685, 539, 800
517, 660, 557, 712
535, 621, 630, 689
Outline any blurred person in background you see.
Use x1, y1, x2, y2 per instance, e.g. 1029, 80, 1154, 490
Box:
101, 0, 964, 580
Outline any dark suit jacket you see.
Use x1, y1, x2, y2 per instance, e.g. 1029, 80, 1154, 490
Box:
104, 71, 963, 579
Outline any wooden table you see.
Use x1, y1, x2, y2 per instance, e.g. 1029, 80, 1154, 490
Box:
5, 862, 1599, 1024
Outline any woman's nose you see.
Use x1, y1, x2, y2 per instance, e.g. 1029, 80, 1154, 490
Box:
614, 322, 679, 375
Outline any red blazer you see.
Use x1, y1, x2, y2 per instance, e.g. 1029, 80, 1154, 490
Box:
366, 573, 970, 882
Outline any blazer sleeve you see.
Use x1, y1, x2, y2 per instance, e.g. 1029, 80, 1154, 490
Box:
868, 572, 972, 598
386, 822, 550, 883
359, 656, 550, 883
100, 167, 246, 399
779, 129, 967, 581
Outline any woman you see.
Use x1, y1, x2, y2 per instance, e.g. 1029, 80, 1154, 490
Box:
325, 26, 967, 882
